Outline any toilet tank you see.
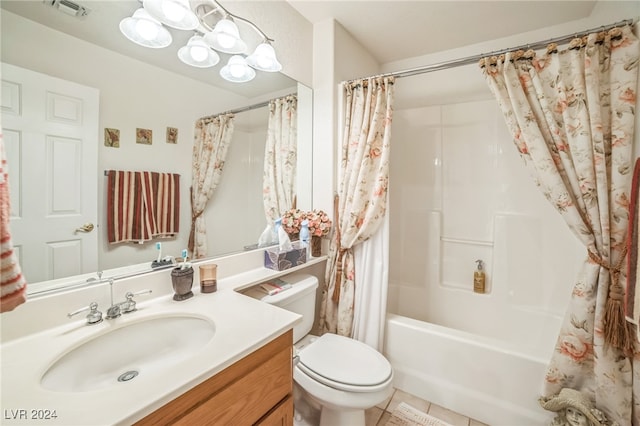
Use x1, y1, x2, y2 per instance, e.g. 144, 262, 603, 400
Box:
244, 273, 318, 343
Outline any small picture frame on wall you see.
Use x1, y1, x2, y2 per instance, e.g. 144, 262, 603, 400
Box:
136, 128, 152, 145
104, 128, 120, 147
166, 127, 178, 144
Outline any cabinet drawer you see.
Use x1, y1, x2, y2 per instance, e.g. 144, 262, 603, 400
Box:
175, 346, 291, 425
256, 395, 293, 426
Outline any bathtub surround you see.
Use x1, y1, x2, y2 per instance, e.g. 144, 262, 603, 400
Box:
481, 24, 639, 424
320, 77, 394, 350
190, 113, 234, 258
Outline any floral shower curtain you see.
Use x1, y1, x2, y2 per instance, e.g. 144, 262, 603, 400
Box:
263, 95, 298, 222
319, 76, 394, 338
189, 113, 234, 258
480, 25, 639, 423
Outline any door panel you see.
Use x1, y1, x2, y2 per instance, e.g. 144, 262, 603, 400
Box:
1, 62, 99, 285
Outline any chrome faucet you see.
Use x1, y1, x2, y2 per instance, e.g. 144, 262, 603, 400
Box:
105, 301, 122, 320
67, 272, 114, 325
120, 290, 153, 313
68, 272, 152, 324
104, 276, 120, 319
106, 287, 153, 320
67, 302, 103, 325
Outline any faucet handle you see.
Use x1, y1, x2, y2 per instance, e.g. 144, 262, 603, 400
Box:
121, 289, 153, 314
68, 302, 103, 325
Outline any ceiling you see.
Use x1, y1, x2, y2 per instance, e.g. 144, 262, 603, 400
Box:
286, 1, 598, 64
2, 0, 600, 97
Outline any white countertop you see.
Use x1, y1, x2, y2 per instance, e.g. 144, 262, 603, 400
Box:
0, 258, 326, 425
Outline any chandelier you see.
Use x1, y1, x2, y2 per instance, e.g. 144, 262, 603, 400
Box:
119, 0, 282, 83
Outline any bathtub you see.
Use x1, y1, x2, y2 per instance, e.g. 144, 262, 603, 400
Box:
384, 314, 554, 425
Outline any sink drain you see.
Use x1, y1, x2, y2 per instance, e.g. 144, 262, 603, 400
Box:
117, 370, 139, 382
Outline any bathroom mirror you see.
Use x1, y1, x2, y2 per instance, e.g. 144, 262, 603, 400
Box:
0, 2, 312, 295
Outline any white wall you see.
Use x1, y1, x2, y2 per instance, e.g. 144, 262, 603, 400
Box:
1, 11, 281, 275
312, 19, 381, 218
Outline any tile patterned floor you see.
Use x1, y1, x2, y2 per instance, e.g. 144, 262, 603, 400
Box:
365, 389, 490, 426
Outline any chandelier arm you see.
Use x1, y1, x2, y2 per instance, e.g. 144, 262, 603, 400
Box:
194, 4, 222, 32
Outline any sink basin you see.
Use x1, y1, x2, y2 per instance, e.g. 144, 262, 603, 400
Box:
41, 315, 215, 392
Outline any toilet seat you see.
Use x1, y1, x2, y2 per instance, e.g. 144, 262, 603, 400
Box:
297, 333, 392, 393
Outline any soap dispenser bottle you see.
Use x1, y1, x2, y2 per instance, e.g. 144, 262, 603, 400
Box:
300, 219, 310, 258
474, 260, 486, 294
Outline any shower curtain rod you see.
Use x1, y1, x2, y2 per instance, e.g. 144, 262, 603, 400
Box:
200, 92, 296, 123
345, 17, 637, 83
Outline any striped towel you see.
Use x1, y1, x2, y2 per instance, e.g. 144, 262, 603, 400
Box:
0, 135, 26, 312
106, 170, 180, 244
626, 157, 640, 331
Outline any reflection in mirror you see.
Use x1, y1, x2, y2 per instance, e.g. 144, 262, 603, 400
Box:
0, 3, 312, 295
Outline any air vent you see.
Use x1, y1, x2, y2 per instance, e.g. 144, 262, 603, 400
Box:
44, 0, 90, 18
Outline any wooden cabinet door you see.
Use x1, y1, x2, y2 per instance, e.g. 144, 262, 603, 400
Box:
136, 330, 293, 426
256, 395, 293, 426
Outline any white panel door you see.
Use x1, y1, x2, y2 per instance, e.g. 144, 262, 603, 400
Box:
1, 63, 99, 285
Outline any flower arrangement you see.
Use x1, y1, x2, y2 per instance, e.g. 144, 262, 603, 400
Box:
280, 208, 306, 234
280, 208, 332, 238
306, 209, 332, 237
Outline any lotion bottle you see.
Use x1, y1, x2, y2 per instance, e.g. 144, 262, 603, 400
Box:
474, 259, 486, 294
300, 219, 310, 258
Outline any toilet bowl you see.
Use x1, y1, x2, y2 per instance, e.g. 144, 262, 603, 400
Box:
294, 333, 393, 426
243, 273, 394, 426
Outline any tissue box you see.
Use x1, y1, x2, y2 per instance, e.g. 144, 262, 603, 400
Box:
264, 241, 307, 271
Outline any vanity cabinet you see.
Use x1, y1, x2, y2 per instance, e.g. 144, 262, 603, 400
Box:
136, 329, 293, 425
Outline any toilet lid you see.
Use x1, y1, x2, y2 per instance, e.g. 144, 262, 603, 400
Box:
297, 333, 392, 391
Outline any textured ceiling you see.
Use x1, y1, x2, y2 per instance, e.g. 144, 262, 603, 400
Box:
287, 1, 597, 64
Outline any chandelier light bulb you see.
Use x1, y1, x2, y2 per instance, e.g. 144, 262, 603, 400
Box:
218, 33, 236, 49
161, 1, 186, 22
178, 35, 220, 68
220, 55, 255, 83
120, 8, 172, 48
247, 42, 282, 72
204, 18, 247, 54
190, 45, 209, 62
143, 0, 198, 30
215, 19, 239, 40
136, 18, 159, 40
257, 56, 271, 69
229, 63, 245, 78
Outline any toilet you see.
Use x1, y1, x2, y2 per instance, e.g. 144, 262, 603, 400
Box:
244, 273, 394, 426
